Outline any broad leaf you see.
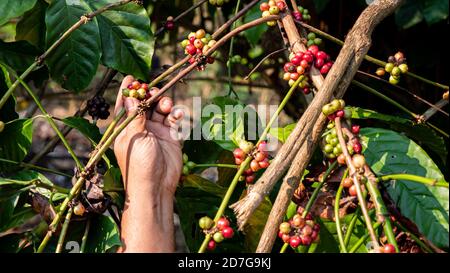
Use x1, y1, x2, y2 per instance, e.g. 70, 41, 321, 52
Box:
16, 0, 48, 49
0, 0, 37, 26
315, 213, 376, 253
0, 194, 20, 232
361, 127, 449, 248
176, 175, 244, 252
87, 0, 154, 81
243, 4, 268, 46
45, 0, 101, 92
83, 215, 122, 253
200, 96, 251, 151
0, 40, 40, 71
0, 119, 33, 172
62, 117, 102, 144
0, 72, 18, 123
348, 106, 447, 165
243, 196, 272, 252
269, 123, 296, 143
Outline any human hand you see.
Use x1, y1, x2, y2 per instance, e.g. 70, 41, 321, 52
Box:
113, 75, 184, 196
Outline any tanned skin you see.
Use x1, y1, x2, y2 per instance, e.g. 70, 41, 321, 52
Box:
114, 76, 184, 252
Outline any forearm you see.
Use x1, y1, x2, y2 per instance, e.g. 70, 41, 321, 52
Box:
119, 180, 175, 253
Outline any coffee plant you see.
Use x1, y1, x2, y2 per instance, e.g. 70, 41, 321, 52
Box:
0, 0, 448, 254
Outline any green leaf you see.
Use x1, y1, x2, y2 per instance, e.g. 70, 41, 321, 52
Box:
0, 0, 37, 26
348, 106, 447, 165
176, 175, 244, 252
0, 71, 18, 123
62, 116, 101, 144
422, 0, 449, 25
0, 40, 40, 71
83, 214, 122, 253
45, 0, 100, 92
243, 4, 268, 46
315, 214, 375, 253
269, 123, 296, 143
0, 119, 33, 172
360, 127, 449, 248
16, 0, 48, 49
86, 0, 154, 81
395, 0, 449, 29
0, 194, 20, 231
244, 196, 272, 252
200, 96, 248, 151
395, 1, 424, 29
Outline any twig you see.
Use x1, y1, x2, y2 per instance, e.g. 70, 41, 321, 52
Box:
352, 80, 448, 138
80, 218, 91, 253
344, 207, 361, 247
357, 70, 449, 117
186, 77, 273, 88
335, 117, 379, 249
244, 48, 288, 80
154, 0, 209, 36
296, 20, 449, 91
55, 208, 73, 253
419, 99, 449, 122
8, 68, 84, 170
335, 169, 349, 253
377, 174, 448, 188
0, 157, 71, 177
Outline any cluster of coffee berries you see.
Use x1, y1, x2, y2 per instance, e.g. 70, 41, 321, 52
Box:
0, 121, 4, 133
292, 5, 311, 21
86, 95, 110, 120
208, 0, 229, 7
182, 153, 196, 175
121, 80, 151, 101
341, 174, 366, 197
321, 127, 345, 160
233, 141, 270, 184
199, 216, 234, 251
375, 51, 408, 85
306, 32, 322, 47
321, 98, 346, 120
164, 16, 175, 31
278, 210, 320, 248
180, 29, 216, 70
260, 0, 286, 26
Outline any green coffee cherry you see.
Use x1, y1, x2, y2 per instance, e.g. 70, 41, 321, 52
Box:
389, 75, 399, 85
186, 161, 196, 169
199, 216, 214, 230
398, 63, 408, 74
385, 62, 394, 73
213, 232, 225, 243
307, 32, 316, 40
391, 66, 401, 77
324, 144, 334, 153
314, 38, 322, 45
182, 166, 190, 175
183, 153, 189, 164
122, 88, 130, 97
